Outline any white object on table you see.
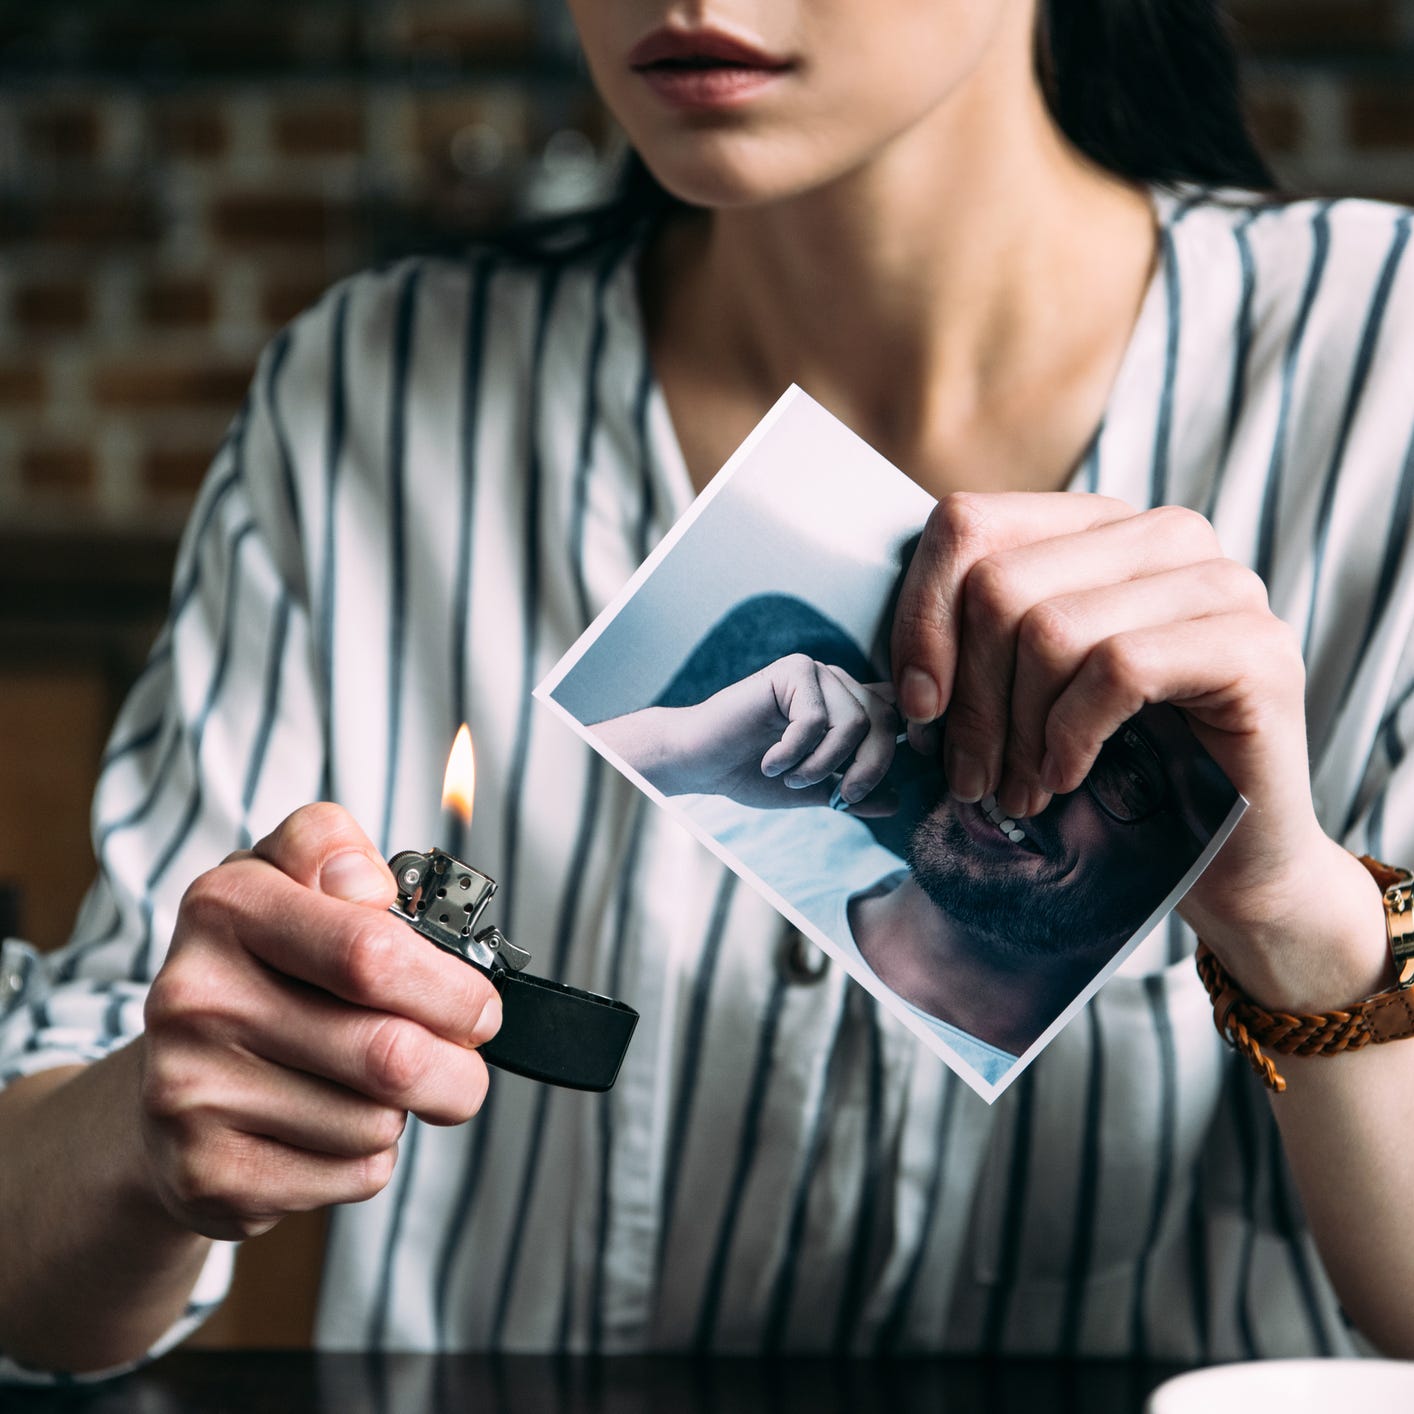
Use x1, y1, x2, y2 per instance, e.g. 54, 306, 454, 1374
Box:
1147, 1358, 1414, 1413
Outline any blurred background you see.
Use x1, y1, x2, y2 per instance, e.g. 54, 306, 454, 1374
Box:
1, 0, 1412, 1345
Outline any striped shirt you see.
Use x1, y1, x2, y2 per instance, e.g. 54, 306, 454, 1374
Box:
6, 186, 1414, 1378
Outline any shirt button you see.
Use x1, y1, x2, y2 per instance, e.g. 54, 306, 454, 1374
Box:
776, 929, 830, 985
0, 963, 23, 1005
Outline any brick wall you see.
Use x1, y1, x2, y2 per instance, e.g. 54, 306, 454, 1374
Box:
0, 0, 1409, 535
0, 0, 604, 534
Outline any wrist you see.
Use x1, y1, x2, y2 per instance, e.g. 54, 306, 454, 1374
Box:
1184, 835, 1392, 1014
0, 1040, 211, 1372
594, 707, 702, 795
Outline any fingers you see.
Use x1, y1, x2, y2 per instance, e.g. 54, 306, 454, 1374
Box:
822, 666, 899, 805
756, 657, 900, 807
889, 491, 1134, 726
1040, 611, 1305, 796
758, 657, 899, 789
1001, 558, 1268, 816
145, 938, 495, 1128
142, 801, 505, 1242
942, 507, 1222, 808
144, 1036, 411, 1159
176, 853, 501, 1047
760, 655, 834, 780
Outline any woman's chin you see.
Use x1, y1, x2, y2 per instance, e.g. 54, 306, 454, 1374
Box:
637, 145, 831, 212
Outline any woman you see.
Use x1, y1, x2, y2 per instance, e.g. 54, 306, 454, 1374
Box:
4, 0, 1414, 1376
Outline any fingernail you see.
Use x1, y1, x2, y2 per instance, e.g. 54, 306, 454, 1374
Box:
783, 775, 809, 789
899, 666, 940, 723
907, 720, 941, 756
321, 851, 391, 903
1039, 753, 1064, 793
474, 991, 502, 1042
998, 782, 1030, 820
946, 748, 986, 803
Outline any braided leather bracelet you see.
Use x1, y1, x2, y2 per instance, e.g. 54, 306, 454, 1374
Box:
1194, 854, 1414, 1093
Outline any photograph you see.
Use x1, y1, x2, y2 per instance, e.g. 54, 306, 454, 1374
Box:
539, 388, 1246, 1100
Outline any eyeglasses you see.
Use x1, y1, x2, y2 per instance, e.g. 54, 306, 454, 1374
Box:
1083, 721, 1170, 824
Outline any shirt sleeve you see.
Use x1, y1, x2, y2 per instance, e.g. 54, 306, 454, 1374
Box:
0, 315, 331, 1380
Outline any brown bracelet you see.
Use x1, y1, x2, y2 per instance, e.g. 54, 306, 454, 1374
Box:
1194, 854, 1414, 1093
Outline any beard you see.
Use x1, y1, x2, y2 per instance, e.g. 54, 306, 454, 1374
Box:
905, 806, 1141, 965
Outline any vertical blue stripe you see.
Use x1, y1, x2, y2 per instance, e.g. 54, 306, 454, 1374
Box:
238, 592, 292, 850
1340, 408, 1414, 724
498, 262, 563, 943
760, 990, 853, 1353
365, 1118, 423, 1349
630, 338, 658, 559
132, 521, 258, 980
1362, 686, 1413, 860
980, 1070, 1036, 1353
95, 726, 183, 851
450, 254, 495, 765
656, 869, 737, 1280
97, 431, 248, 771
1255, 204, 1334, 585
377, 265, 423, 855
1166, 911, 1188, 966
1342, 672, 1414, 842
832, 998, 885, 1351
480, 751, 608, 1350
168, 429, 245, 620
1149, 227, 1182, 510
1058, 1003, 1105, 1355
56, 882, 127, 983
264, 326, 301, 531
1079, 434, 1100, 494
569, 243, 633, 626
1130, 974, 1177, 1357
874, 1065, 959, 1354
1222, 216, 1258, 459
1185, 1165, 1211, 1364
72, 472, 262, 965
693, 966, 791, 1350
1302, 212, 1411, 660
1229, 1062, 1262, 1358
587, 802, 650, 1354
101, 986, 126, 1043
317, 288, 352, 803
101, 714, 168, 774
1205, 210, 1259, 524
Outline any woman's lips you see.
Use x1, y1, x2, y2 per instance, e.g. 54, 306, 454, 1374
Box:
629, 28, 793, 110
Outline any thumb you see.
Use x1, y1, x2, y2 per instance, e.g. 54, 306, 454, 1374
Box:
320, 850, 396, 905
253, 802, 396, 906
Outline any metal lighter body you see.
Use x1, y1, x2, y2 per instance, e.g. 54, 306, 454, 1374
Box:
387, 848, 638, 1092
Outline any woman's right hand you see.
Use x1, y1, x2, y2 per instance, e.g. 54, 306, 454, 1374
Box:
137, 802, 502, 1242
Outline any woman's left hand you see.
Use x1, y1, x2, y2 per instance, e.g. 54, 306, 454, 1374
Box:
887, 491, 1384, 992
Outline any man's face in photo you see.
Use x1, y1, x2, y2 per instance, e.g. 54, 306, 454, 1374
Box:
902, 704, 1221, 965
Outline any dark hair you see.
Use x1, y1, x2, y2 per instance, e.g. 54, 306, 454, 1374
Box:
494, 0, 1271, 260
1039, 0, 1272, 190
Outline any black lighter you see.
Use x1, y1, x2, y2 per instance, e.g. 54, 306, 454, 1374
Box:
387, 848, 638, 1092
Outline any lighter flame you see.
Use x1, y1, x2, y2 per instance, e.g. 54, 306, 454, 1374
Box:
441, 724, 476, 829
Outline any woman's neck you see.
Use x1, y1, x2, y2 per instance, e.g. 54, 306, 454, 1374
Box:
642, 61, 1159, 497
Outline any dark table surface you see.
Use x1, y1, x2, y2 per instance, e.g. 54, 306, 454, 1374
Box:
5, 1351, 1192, 1413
